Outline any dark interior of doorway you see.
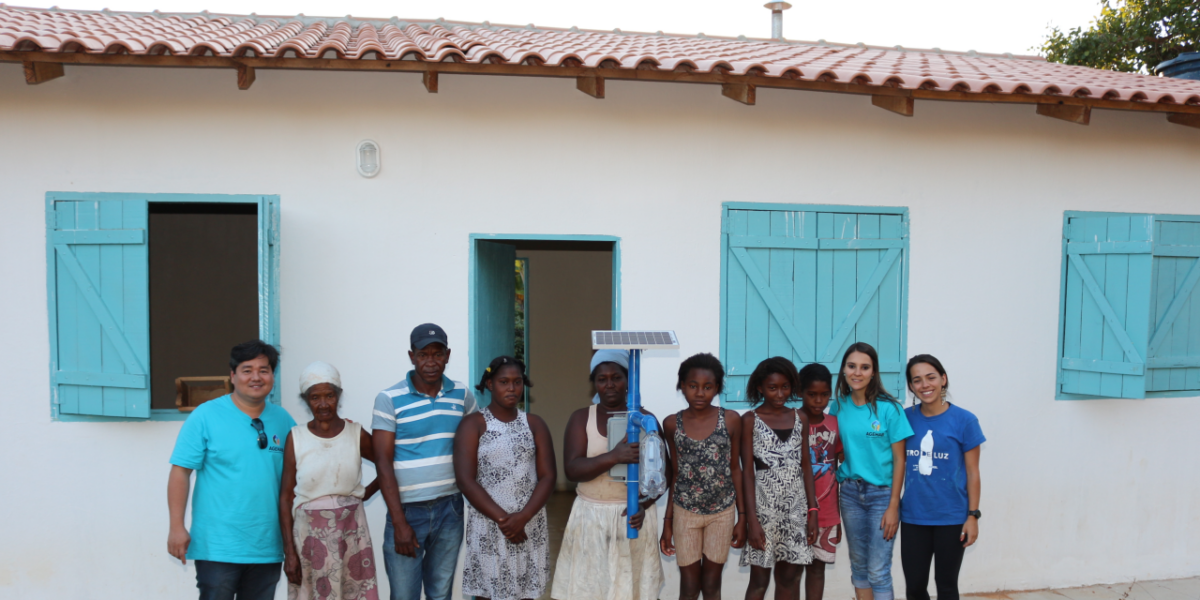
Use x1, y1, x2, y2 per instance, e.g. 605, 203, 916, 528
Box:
148, 203, 258, 410
509, 240, 614, 599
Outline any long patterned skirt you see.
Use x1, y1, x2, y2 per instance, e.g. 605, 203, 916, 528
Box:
290, 495, 380, 600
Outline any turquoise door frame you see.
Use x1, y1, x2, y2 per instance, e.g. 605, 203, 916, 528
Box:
468, 234, 621, 407
46, 192, 280, 422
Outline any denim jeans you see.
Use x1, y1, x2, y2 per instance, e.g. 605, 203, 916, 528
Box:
382, 493, 464, 600
194, 560, 281, 600
839, 480, 896, 600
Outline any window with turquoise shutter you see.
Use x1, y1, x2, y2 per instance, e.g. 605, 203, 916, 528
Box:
1057, 211, 1200, 399
720, 203, 909, 406
46, 193, 281, 421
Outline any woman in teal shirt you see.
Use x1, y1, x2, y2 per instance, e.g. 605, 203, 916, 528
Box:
827, 343, 912, 600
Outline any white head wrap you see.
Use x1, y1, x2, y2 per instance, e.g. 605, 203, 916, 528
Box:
299, 361, 342, 396
590, 349, 630, 374
590, 349, 630, 404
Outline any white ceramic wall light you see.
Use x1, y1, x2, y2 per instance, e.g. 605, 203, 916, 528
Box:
356, 140, 381, 177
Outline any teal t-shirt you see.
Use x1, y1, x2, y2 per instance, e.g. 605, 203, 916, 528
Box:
169, 395, 296, 563
828, 396, 913, 486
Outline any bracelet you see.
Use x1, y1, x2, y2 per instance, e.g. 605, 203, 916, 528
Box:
807, 508, 819, 513
663, 517, 673, 521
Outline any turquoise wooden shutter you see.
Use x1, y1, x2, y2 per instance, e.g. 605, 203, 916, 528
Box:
1058, 214, 1153, 398
259, 195, 282, 404
721, 205, 908, 404
48, 197, 151, 418
473, 240, 517, 407
1146, 219, 1200, 393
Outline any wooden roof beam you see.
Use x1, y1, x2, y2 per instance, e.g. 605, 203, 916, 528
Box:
577, 74, 604, 99
1167, 113, 1200, 129
1037, 102, 1091, 125
423, 71, 438, 93
722, 82, 755, 105
872, 94, 913, 116
4, 51, 1200, 118
24, 60, 63, 84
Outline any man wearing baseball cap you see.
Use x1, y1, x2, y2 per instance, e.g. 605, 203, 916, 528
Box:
372, 323, 477, 600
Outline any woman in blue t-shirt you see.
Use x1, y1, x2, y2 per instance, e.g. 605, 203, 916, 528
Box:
900, 355, 985, 600
827, 342, 912, 600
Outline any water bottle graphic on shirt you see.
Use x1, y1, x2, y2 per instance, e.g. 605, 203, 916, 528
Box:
918, 430, 934, 475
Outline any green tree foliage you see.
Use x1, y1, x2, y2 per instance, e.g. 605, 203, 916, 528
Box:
1041, 0, 1199, 74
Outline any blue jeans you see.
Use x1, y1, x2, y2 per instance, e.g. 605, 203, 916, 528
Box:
382, 493, 464, 600
840, 480, 896, 600
194, 560, 281, 600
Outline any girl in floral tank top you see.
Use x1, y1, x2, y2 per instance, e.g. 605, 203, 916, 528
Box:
660, 353, 745, 600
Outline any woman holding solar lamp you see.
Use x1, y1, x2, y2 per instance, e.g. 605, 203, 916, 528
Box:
551, 349, 668, 600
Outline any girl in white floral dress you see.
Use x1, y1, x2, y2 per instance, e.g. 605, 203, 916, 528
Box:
453, 356, 556, 600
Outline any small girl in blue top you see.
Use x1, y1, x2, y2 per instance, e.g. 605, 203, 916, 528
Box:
900, 355, 984, 600
827, 343, 912, 600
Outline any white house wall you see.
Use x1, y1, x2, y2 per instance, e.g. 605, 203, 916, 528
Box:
1, 62, 1198, 599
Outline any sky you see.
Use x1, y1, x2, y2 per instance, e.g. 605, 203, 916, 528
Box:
16, 1, 1104, 56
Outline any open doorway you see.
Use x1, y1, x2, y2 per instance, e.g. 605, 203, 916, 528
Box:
470, 235, 618, 598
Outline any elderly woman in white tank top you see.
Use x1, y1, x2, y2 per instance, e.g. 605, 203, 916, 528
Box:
280, 362, 381, 600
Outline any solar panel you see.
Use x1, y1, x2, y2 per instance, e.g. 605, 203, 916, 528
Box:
591, 330, 679, 350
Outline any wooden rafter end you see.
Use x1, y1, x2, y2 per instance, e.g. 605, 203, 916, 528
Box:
1037, 103, 1091, 125
23, 60, 63, 84
237, 64, 255, 90
722, 82, 755, 105
872, 94, 914, 116
423, 71, 438, 93
1167, 113, 1200, 129
576, 74, 604, 99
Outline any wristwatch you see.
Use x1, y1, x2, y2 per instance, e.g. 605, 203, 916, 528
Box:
967, 510, 982, 520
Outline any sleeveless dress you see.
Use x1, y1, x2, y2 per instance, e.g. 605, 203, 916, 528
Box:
288, 421, 379, 600
741, 410, 814, 568
462, 407, 550, 600
551, 404, 664, 600
673, 409, 736, 514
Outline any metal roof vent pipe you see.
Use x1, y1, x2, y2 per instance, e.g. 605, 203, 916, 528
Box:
764, 2, 792, 40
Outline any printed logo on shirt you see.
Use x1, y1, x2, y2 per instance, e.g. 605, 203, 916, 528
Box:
866, 419, 885, 437
907, 429, 949, 474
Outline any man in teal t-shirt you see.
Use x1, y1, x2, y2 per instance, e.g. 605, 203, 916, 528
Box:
167, 340, 296, 600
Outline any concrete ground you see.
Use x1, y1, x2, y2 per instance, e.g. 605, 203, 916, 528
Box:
538, 490, 1196, 600
965, 577, 1200, 600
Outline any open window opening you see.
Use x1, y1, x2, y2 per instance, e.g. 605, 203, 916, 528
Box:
148, 203, 260, 411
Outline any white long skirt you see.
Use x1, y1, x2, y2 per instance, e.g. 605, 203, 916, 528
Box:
551, 497, 664, 600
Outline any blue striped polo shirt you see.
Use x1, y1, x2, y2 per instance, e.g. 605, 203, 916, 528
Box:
372, 371, 476, 503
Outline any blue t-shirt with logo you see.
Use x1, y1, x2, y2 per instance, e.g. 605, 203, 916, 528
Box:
900, 404, 985, 526
169, 395, 296, 563
828, 396, 913, 486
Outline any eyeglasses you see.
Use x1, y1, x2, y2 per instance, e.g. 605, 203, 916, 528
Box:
250, 418, 267, 450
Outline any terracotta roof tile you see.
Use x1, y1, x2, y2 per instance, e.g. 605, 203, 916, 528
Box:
4, 5, 1200, 105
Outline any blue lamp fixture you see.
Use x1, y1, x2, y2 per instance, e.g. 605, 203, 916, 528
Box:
591, 330, 678, 538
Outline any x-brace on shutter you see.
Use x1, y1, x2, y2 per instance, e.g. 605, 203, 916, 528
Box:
1059, 213, 1200, 398
721, 206, 908, 404
49, 197, 151, 418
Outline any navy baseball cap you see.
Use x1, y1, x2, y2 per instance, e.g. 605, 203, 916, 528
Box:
411, 323, 449, 350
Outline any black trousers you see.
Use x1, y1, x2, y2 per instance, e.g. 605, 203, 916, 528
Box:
900, 522, 965, 600
194, 560, 282, 600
